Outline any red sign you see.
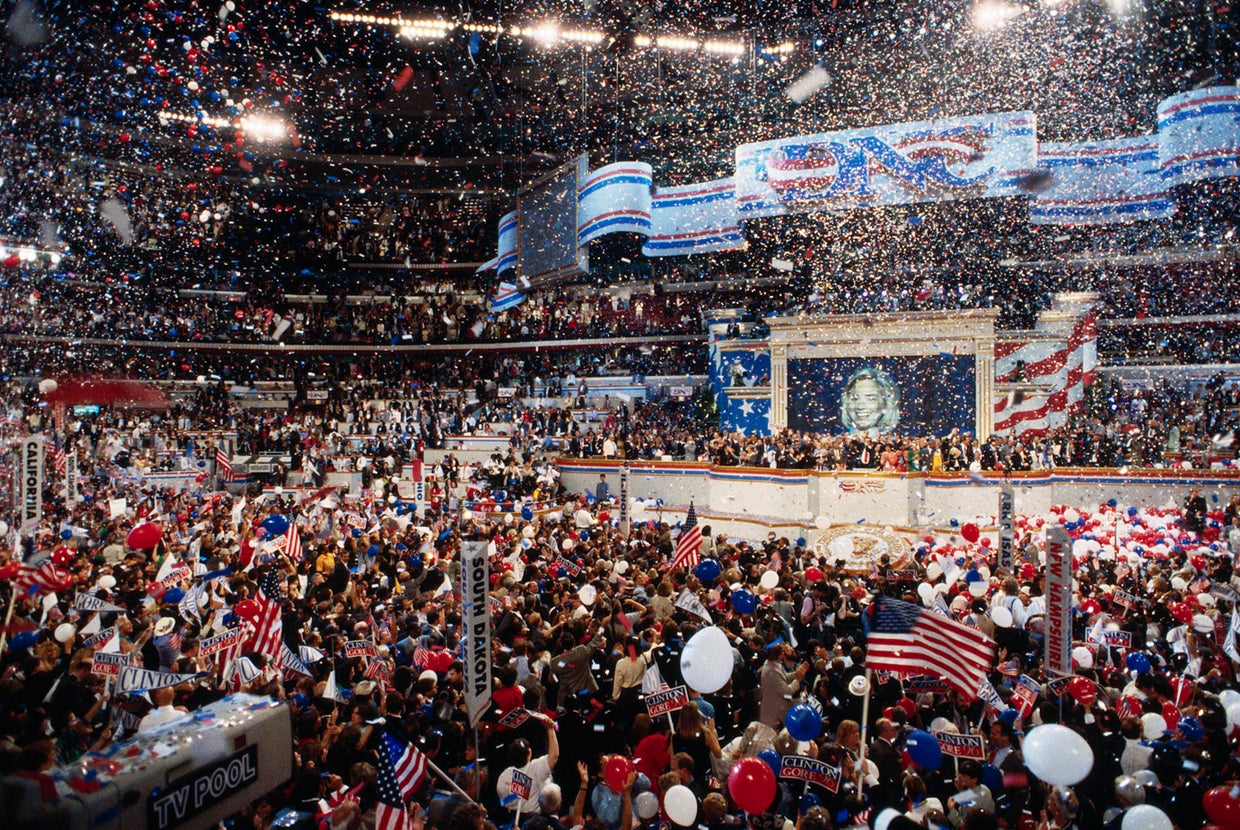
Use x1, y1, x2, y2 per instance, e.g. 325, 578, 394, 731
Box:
91, 651, 128, 677
344, 640, 378, 659
779, 757, 841, 793
932, 731, 986, 760
645, 685, 690, 717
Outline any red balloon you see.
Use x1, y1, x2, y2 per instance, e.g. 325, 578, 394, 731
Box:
51, 546, 74, 567
1203, 786, 1240, 826
126, 522, 163, 549
234, 599, 261, 620
728, 756, 776, 814
980, 537, 992, 548
1169, 602, 1193, 624
961, 523, 980, 543
896, 697, 917, 719
1068, 676, 1097, 707
1162, 701, 1181, 731
146, 581, 166, 601
603, 755, 634, 794
805, 566, 824, 582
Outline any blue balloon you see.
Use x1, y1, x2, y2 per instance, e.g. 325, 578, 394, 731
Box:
795, 537, 807, 548
1177, 715, 1204, 742
521, 505, 534, 521
905, 730, 942, 770
965, 569, 983, 583
799, 793, 821, 815
163, 587, 185, 604
731, 588, 757, 615
1129, 506, 1139, 517
785, 703, 822, 742
579, 530, 590, 542
60, 529, 72, 540
695, 559, 722, 583
409, 555, 423, 571
1126, 652, 1152, 673
980, 763, 1003, 792
999, 708, 1020, 725
8, 631, 38, 650
367, 544, 380, 558
262, 514, 290, 536
758, 748, 781, 775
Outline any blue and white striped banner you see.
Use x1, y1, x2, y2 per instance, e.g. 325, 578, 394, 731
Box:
1031, 137, 1176, 225
1158, 85, 1240, 186
577, 162, 653, 244
643, 177, 745, 257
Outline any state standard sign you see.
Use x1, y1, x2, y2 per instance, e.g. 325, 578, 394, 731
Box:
461, 540, 492, 726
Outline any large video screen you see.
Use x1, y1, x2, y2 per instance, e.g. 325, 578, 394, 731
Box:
517, 155, 589, 284
787, 355, 975, 436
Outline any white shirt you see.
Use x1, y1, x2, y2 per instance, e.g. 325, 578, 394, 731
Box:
496, 755, 552, 814
139, 705, 188, 733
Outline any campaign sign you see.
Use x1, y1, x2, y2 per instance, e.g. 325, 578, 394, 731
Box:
83, 626, 117, 650
149, 745, 259, 830
161, 565, 193, 588
908, 676, 950, 695
499, 709, 532, 729
645, 685, 690, 717
1113, 590, 1148, 610
91, 651, 128, 677
1087, 628, 1133, 649
344, 640, 378, 659
199, 628, 245, 658
557, 556, 581, 577
932, 731, 986, 760
1045, 676, 1076, 698
509, 770, 533, 801
1011, 675, 1041, 716
779, 756, 841, 793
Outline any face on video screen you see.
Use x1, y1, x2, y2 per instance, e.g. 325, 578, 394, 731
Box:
841, 369, 900, 435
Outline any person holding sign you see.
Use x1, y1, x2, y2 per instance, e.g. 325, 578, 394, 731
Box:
496, 711, 560, 816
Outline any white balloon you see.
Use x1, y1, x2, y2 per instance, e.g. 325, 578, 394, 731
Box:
0, 520, 8, 535
562, 538, 575, 552
1022, 724, 1093, 786
663, 784, 698, 826
814, 515, 830, 530
1072, 646, 1094, 669
614, 561, 629, 575
1121, 805, 1172, 830
503, 513, 513, 525
929, 717, 959, 734
578, 585, 597, 606
925, 562, 943, 581
1226, 702, 1240, 730
630, 499, 646, 515
522, 526, 536, 539
991, 606, 1013, 628
54, 623, 77, 643
98, 575, 117, 590
917, 582, 936, 606
1220, 689, 1240, 709
759, 570, 779, 590
38, 378, 58, 395
1192, 613, 1213, 633
1140, 713, 1168, 739
680, 627, 733, 694
968, 581, 989, 597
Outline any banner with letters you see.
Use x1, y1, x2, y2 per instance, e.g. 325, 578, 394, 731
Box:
19, 437, 42, 534
461, 540, 492, 727
779, 756, 842, 793
482, 86, 1239, 268
116, 665, 203, 694
1045, 526, 1073, 677
73, 592, 126, 613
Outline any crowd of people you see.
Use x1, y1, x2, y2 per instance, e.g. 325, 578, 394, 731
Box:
2, 380, 1239, 830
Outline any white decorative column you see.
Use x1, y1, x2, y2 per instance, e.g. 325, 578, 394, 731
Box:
771, 345, 788, 430
976, 339, 995, 438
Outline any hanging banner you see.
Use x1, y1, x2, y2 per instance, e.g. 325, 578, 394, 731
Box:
19, 437, 43, 534
1157, 85, 1240, 185
997, 485, 1015, 572
65, 450, 78, 507
461, 540, 492, 727
73, 592, 126, 613
1031, 137, 1175, 225
577, 163, 653, 245
1045, 525, 1073, 677
734, 111, 1037, 218
618, 465, 630, 540
642, 177, 745, 257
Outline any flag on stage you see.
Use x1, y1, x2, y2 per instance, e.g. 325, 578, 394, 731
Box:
671, 502, 702, 571
376, 735, 416, 830
865, 596, 995, 699
216, 446, 234, 482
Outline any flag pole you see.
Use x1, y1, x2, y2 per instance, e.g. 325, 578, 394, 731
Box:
426, 755, 476, 803
856, 667, 873, 793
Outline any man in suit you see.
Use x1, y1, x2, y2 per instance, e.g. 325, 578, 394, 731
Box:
867, 717, 904, 812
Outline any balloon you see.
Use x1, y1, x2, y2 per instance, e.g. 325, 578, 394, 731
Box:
980, 763, 1003, 792
681, 627, 734, 694
728, 756, 776, 814
695, 559, 722, 583
521, 505, 534, 521
991, 606, 1013, 627
1203, 786, 1240, 827
1126, 653, 1152, 673
163, 587, 186, 604
805, 566, 824, 582
917, 582, 936, 606
731, 589, 757, 615
905, 730, 942, 770
98, 575, 117, 590
663, 785, 698, 826
1023, 724, 1094, 786
578, 585, 597, 606
1161, 702, 1180, 731
1115, 776, 1147, 806
759, 570, 779, 590
235, 599, 261, 620
126, 522, 163, 549
798, 792, 821, 814
634, 792, 659, 821
54, 623, 76, 643
1069, 676, 1097, 707
1192, 613, 1214, 634
261, 514, 290, 536
785, 703, 822, 742
814, 516, 830, 530
603, 756, 634, 793
968, 581, 989, 597
1121, 805, 1172, 830
38, 378, 58, 395
1220, 689, 1240, 708
961, 523, 980, 543
1072, 646, 1094, 669
1140, 713, 1168, 739
1227, 703, 1240, 731
8, 631, 37, 651
1177, 715, 1204, 742
1168, 602, 1193, 624
758, 748, 781, 775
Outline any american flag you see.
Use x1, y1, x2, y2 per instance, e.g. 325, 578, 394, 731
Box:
52, 448, 66, 478
16, 561, 75, 596
865, 596, 995, 699
364, 657, 390, 682
284, 525, 303, 564
383, 732, 428, 801
671, 503, 702, 571
412, 640, 430, 670
248, 569, 285, 660
216, 446, 234, 482
376, 734, 415, 830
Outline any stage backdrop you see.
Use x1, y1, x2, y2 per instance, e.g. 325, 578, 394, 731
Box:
787, 355, 976, 436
